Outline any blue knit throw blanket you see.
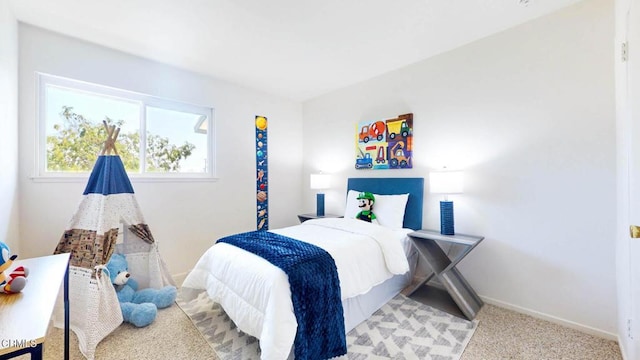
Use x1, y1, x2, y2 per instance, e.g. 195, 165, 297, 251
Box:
217, 230, 347, 360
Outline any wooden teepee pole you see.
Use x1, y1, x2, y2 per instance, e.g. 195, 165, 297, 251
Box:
100, 120, 120, 155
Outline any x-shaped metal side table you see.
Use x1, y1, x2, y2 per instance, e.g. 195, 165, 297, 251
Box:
405, 229, 484, 320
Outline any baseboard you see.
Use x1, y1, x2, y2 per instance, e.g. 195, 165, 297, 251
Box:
172, 271, 189, 287
617, 335, 632, 360
480, 295, 618, 341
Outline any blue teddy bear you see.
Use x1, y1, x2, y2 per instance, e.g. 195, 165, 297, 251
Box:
105, 253, 177, 328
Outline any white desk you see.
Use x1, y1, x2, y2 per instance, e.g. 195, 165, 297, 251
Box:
0, 254, 70, 360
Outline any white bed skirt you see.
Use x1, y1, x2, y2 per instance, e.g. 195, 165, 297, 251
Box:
343, 246, 417, 332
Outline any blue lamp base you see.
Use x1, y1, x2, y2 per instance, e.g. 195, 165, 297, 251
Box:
440, 201, 454, 235
316, 193, 325, 216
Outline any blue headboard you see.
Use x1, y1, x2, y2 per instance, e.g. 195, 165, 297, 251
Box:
347, 177, 424, 230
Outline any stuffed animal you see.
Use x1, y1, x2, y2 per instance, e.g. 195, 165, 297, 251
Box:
355, 192, 380, 225
106, 253, 177, 327
0, 241, 29, 294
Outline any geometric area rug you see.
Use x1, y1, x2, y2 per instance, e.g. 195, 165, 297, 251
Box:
177, 291, 477, 360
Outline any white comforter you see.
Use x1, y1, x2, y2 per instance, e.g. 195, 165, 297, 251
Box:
182, 218, 412, 360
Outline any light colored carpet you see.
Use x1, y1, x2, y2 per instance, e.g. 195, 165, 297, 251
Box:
29, 297, 622, 359
177, 291, 477, 360
22, 303, 217, 360
461, 304, 622, 360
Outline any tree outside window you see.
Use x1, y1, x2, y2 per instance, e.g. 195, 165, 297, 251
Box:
39, 73, 214, 178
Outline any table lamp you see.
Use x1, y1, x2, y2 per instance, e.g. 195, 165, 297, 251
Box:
430, 171, 464, 235
310, 173, 331, 216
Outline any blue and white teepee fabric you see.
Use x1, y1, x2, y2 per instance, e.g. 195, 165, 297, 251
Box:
54, 155, 175, 360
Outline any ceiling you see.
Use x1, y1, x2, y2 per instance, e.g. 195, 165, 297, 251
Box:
9, 0, 585, 101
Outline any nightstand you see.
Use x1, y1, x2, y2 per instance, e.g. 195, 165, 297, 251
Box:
297, 213, 342, 223
404, 229, 484, 320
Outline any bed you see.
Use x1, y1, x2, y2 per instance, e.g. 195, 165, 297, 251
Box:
181, 177, 424, 360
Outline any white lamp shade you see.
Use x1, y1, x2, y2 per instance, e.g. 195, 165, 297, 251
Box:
430, 171, 464, 194
310, 173, 331, 190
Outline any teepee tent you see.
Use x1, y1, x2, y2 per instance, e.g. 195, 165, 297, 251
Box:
53, 122, 175, 359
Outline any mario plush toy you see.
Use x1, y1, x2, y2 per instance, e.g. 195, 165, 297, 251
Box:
356, 192, 380, 224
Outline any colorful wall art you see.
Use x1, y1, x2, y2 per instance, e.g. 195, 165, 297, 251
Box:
355, 113, 413, 170
255, 115, 269, 230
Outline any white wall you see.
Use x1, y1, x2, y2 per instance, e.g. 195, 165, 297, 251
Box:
0, 4, 20, 252
303, 0, 616, 336
18, 24, 304, 276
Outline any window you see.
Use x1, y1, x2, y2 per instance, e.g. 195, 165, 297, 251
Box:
37, 73, 215, 179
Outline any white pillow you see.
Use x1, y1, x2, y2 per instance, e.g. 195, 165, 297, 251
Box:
344, 190, 409, 229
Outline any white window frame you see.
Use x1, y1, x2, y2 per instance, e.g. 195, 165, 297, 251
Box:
36, 73, 216, 181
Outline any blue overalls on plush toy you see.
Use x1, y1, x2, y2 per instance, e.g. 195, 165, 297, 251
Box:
106, 253, 177, 327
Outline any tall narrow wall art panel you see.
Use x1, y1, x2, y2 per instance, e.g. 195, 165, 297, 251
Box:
255, 115, 268, 230
355, 113, 413, 170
